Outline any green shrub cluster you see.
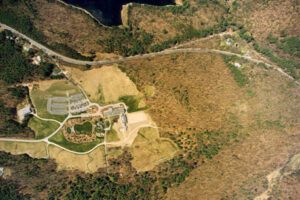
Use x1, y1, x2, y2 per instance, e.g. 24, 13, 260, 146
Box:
0, 32, 36, 84
97, 28, 153, 56
150, 18, 230, 52
48, 43, 93, 61
0, 0, 44, 42
253, 42, 299, 79
277, 37, 300, 58
238, 29, 254, 43
74, 122, 92, 135
0, 179, 26, 200
267, 33, 278, 44
119, 95, 147, 113
222, 55, 249, 87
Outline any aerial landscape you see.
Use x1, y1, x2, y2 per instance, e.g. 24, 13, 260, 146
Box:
0, 0, 299, 199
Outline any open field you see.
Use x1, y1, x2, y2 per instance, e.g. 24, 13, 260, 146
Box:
106, 128, 120, 143
112, 110, 156, 146
130, 127, 177, 172
64, 65, 141, 104
107, 147, 123, 160
49, 130, 103, 152
28, 116, 60, 139
30, 79, 82, 122
0, 141, 47, 158
48, 144, 105, 173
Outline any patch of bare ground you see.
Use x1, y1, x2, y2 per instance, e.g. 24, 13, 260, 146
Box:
120, 52, 300, 199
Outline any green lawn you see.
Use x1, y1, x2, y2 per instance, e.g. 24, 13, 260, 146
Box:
119, 95, 148, 113
28, 116, 60, 139
30, 80, 82, 122
49, 130, 103, 152
74, 121, 92, 136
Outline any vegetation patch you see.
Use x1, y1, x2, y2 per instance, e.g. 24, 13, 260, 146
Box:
253, 42, 299, 79
49, 131, 103, 152
48, 42, 93, 61
48, 144, 105, 173
106, 128, 119, 143
28, 116, 60, 139
119, 95, 147, 113
74, 121, 92, 136
130, 127, 177, 172
0, 141, 47, 158
30, 80, 81, 122
222, 55, 249, 87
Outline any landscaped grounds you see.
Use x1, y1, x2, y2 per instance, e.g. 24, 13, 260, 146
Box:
30, 79, 83, 122
28, 116, 60, 139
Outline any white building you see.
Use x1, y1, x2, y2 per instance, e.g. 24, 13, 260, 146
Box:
234, 62, 242, 68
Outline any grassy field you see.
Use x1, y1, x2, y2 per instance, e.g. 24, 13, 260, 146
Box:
30, 80, 82, 122
74, 121, 92, 136
49, 130, 103, 152
0, 141, 47, 158
130, 127, 177, 172
106, 128, 120, 143
28, 116, 60, 139
48, 144, 106, 173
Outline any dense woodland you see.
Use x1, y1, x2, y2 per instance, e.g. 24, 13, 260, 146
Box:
0, 30, 56, 137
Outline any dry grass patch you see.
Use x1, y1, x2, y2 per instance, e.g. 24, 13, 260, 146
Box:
130, 127, 177, 172
48, 144, 105, 173
0, 141, 47, 158
64, 65, 140, 104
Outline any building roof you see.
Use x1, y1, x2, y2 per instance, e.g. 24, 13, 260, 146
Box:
103, 107, 125, 118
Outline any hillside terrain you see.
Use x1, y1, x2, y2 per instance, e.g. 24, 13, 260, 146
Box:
0, 0, 299, 199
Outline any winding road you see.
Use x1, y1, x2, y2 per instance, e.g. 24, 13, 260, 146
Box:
0, 22, 299, 156
1, 23, 297, 85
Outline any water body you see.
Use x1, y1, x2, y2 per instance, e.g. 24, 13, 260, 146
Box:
63, 0, 175, 26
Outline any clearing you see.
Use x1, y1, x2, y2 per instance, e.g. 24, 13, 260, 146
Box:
0, 141, 47, 158
130, 127, 177, 172
28, 116, 60, 139
63, 65, 141, 104
48, 144, 106, 173
49, 130, 103, 152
